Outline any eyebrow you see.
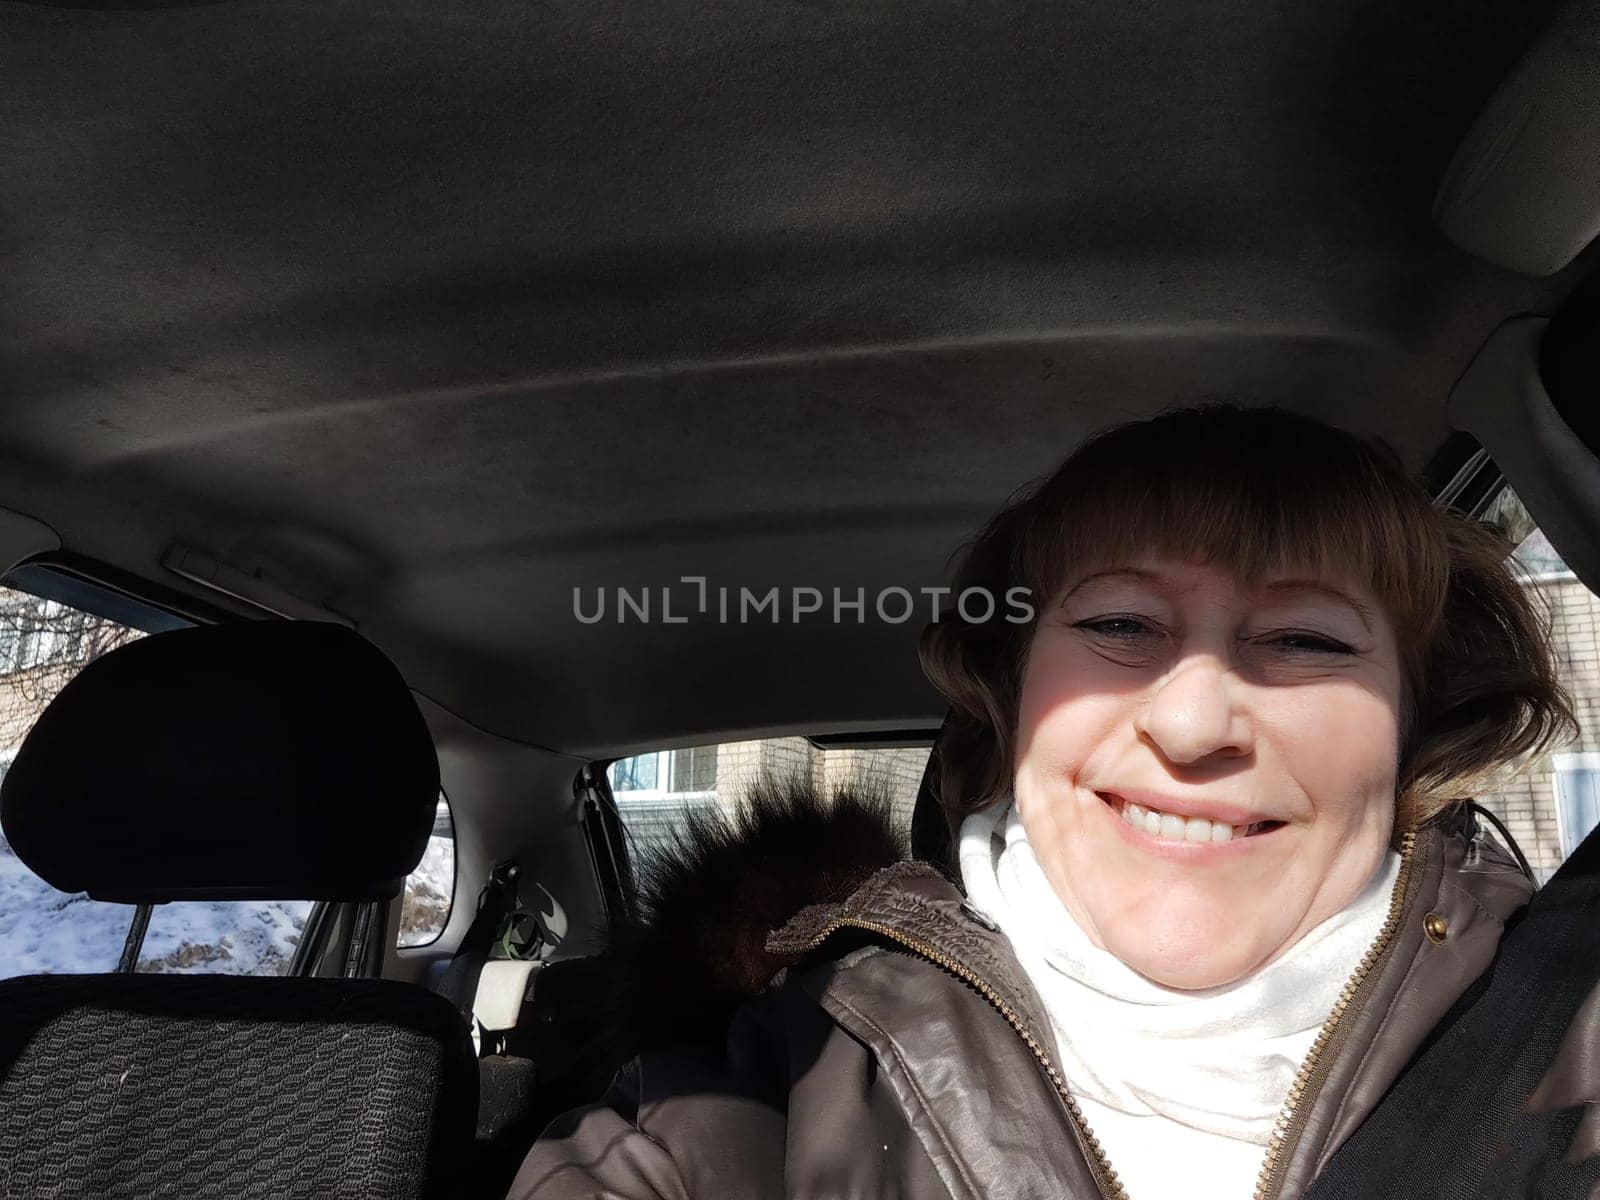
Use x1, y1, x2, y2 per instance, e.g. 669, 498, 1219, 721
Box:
1062, 568, 1163, 597
1257, 578, 1375, 633
1062, 569, 1375, 633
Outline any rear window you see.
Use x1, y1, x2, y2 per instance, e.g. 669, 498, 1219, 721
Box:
397, 795, 456, 948
607, 736, 931, 860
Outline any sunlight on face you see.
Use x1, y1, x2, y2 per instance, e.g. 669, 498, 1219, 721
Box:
1012, 557, 1403, 990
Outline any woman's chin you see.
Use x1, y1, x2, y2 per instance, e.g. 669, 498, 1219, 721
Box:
1100, 917, 1283, 991
1124, 951, 1261, 991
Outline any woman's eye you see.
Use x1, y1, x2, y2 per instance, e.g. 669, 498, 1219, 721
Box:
1076, 616, 1156, 640
1264, 631, 1354, 655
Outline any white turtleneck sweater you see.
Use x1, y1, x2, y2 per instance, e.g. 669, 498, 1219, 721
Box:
958, 799, 1401, 1200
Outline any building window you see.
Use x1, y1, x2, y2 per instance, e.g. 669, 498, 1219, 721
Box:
610, 752, 660, 793
1552, 753, 1600, 861
669, 744, 719, 793
607, 747, 724, 861
608, 748, 718, 802
603, 738, 933, 865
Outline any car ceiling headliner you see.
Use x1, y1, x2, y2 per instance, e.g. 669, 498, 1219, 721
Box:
0, 0, 1592, 757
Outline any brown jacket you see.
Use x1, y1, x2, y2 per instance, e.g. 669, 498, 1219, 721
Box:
510, 806, 1535, 1200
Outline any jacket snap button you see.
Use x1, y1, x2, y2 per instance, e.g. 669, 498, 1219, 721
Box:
1424, 913, 1448, 943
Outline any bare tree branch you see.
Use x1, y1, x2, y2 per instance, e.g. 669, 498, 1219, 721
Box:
0, 588, 143, 757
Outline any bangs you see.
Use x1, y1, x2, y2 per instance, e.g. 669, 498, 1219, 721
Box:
1015, 407, 1453, 652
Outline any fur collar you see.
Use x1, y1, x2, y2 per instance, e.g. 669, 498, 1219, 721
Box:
597, 773, 910, 1060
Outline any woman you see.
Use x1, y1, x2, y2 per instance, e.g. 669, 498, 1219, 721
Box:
510, 405, 1576, 1200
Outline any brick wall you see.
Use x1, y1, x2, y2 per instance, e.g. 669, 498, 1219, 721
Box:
713, 738, 823, 807
714, 738, 932, 835
820, 745, 933, 834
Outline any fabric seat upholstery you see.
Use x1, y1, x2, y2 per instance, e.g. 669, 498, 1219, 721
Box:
0, 974, 475, 1200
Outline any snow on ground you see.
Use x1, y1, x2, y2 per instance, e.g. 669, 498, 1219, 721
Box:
0, 829, 310, 978
138, 896, 311, 975
398, 834, 454, 946
0, 827, 456, 976
0, 832, 127, 974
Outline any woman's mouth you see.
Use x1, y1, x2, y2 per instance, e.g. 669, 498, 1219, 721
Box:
1099, 792, 1285, 844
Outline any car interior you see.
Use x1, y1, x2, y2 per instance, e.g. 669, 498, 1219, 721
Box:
2, 0, 1599, 1197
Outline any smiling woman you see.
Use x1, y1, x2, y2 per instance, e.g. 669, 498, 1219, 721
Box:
926, 405, 1575, 1197
515, 405, 1582, 1200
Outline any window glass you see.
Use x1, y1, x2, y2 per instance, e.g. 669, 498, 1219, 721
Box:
398, 795, 455, 948
1, 771, 130, 975
0, 586, 152, 978
670, 744, 719, 793
611, 753, 659, 792
1551, 753, 1600, 861
0, 580, 314, 979
1473, 485, 1590, 882
607, 737, 932, 862
137, 899, 312, 975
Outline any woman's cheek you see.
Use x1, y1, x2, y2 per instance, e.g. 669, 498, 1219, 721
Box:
1270, 686, 1400, 824
1014, 695, 1078, 798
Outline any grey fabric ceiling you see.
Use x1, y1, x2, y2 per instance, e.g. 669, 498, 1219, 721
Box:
0, 0, 1592, 755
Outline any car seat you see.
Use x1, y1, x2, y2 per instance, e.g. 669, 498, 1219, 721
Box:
0, 620, 477, 1199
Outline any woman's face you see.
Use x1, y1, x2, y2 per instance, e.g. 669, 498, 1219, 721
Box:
1012, 555, 1403, 990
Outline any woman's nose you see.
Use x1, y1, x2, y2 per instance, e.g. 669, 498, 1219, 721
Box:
1134, 655, 1252, 765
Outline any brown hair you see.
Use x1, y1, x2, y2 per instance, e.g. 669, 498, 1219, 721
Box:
918, 404, 1575, 834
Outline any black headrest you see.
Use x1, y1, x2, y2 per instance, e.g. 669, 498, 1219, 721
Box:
911, 709, 956, 869
0, 621, 439, 903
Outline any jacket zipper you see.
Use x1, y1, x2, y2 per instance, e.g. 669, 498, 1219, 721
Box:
789, 915, 1131, 1200
1251, 827, 1420, 1200
788, 827, 1420, 1200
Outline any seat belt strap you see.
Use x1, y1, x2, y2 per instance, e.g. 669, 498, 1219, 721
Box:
438, 860, 521, 1021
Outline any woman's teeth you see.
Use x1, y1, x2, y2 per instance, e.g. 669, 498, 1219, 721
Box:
1116, 800, 1265, 844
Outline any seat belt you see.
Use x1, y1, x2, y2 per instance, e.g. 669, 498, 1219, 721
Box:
1305, 817, 1600, 1199
438, 861, 523, 1021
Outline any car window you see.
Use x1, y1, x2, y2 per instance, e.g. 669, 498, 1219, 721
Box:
134, 898, 313, 975
398, 795, 456, 948
0, 581, 320, 978
0, 585, 152, 977
607, 737, 931, 861
1474, 484, 1594, 882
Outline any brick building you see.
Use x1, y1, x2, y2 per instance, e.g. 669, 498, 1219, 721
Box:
0, 589, 142, 771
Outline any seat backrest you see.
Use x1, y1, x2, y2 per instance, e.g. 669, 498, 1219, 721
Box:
0, 974, 476, 1200
0, 620, 476, 1199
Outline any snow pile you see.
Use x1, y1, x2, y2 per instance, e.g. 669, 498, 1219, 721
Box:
0, 831, 128, 974
0, 829, 310, 978
0, 830, 456, 976
137, 896, 311, 975
398, 834, 455, 946
1, 815, 458, 974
